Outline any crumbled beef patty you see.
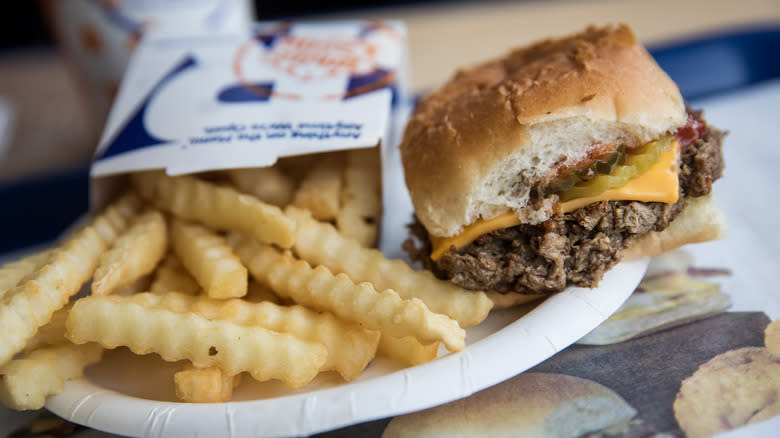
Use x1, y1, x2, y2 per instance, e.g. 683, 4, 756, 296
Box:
403, 126, 725, 294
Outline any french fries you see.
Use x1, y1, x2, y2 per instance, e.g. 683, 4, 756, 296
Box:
285, 206, 493, 328
149, 254, 202, 295
131, 171, 295, 248
0, 249, 51, 298
171, 219, 247, 299
66, 294, 328, 388
378, 334, 440, 366
227, 167, 295, 207
23, 303, 72, 353
244, 280, 281, 304
0, 343, 103, 410
0, 192, 142, 366
174, 364, 241, 403
232, 236, 466, 352
292, 153, 344, 221
92, 210, 167, 295
0, 147, 505, 408
130, 291, 379, 380
337, 148, 382, 247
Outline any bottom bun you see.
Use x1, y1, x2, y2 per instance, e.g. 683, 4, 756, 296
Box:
623, 194, 727, 261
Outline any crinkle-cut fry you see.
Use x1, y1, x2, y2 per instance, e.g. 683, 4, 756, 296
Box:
131, 170, 295, 248
285, 206, 493, 328
0, 343, 103, 410
0, 192, 142, 366
66, 295, 327, 388
154, 291, 379, 380
232, 237, 465, 352
92, 210, 168, 295
0, 249, 52, 299
174, 364, 241, 403
23, 303, 72, 352
227, 166, 295, 207
292, 154, 344, 221
244, 280, 280, 304
337, 148, 381, 248
171, 219, 247, 299
150, 254, 201, 295
378, 334, 440, 367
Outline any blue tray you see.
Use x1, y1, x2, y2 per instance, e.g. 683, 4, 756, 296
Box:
1, 26, 778, 254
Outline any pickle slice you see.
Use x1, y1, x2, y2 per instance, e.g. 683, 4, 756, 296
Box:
542, 146, 627, 196
556, 136, 672, 202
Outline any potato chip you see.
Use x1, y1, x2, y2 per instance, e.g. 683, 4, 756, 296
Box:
337, 148, 382, 247
378, 334, 440, 366
292, 153, 344, 220
149, 254, 202, 295
131, 170, 295, 248
92, 210, 167, 295
135, 291, 379, 381
285, 206, 493, 328
0, 343, 103, 410
171, 219, 247, 299
227, 166, 295, 207
174, 364, 241, 403
66, 294, 327, 388
0, 249, 52, 299
0, 193, 142, 366
233, 236, 465, 352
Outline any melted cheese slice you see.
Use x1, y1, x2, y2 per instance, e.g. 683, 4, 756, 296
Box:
430, 141, 680, 261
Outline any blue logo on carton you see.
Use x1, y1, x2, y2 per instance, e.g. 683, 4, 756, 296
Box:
99, 55, 197, 160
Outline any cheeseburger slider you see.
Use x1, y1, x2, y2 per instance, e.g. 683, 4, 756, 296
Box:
401, 24, 726, 303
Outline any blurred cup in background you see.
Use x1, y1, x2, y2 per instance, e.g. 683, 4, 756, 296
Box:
43, 0, 255, 135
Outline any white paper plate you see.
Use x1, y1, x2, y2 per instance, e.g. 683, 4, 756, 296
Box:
46, 257, 647, 438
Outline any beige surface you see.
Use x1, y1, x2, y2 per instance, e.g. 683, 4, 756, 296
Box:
332, 0, 780, 92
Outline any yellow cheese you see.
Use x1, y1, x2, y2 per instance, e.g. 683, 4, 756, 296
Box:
430, 141, 680, 260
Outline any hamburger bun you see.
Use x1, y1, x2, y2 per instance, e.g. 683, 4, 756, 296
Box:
401, 24, 687, 238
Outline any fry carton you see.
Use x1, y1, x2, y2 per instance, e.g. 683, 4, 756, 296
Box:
90, 20, 409, 218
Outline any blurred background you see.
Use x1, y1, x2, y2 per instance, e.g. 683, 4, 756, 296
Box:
0, 0, 778, 255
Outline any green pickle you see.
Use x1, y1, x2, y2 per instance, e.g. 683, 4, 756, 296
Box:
556, 135, 672, 202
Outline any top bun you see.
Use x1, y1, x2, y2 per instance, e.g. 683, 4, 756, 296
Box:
400, 24, 687, 238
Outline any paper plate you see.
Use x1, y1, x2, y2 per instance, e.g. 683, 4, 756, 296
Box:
46, 257, 647, 437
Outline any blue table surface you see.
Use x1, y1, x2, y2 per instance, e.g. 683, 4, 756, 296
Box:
1, 25, 779, 254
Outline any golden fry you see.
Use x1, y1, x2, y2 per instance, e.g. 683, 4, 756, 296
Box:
0, 249, 52, 299
174, 364, 241, 403
292, 154, 344, 220
171, 219, 247, 299
131, 171, 295, 248
233, 236, 465, 352
378, 334, 440, 367
337, 148, 381, 247
149, 254, 202, 295
23, 303, 72, 352
92, 210, 167, 295
139, 291, 379, 381
0, 193, 142, 366
227, 166, 295, 207
286, 206, 493, 328
244, 280, 280, 304
66, 294, 327, 388
0, 343, 103, 410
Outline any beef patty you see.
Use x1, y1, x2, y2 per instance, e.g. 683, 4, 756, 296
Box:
404, 125, 725, 295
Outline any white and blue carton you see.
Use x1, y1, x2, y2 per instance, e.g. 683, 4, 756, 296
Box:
91, 20, 409, 213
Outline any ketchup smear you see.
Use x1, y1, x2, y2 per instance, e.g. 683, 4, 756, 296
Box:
675, 110, 707, 148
